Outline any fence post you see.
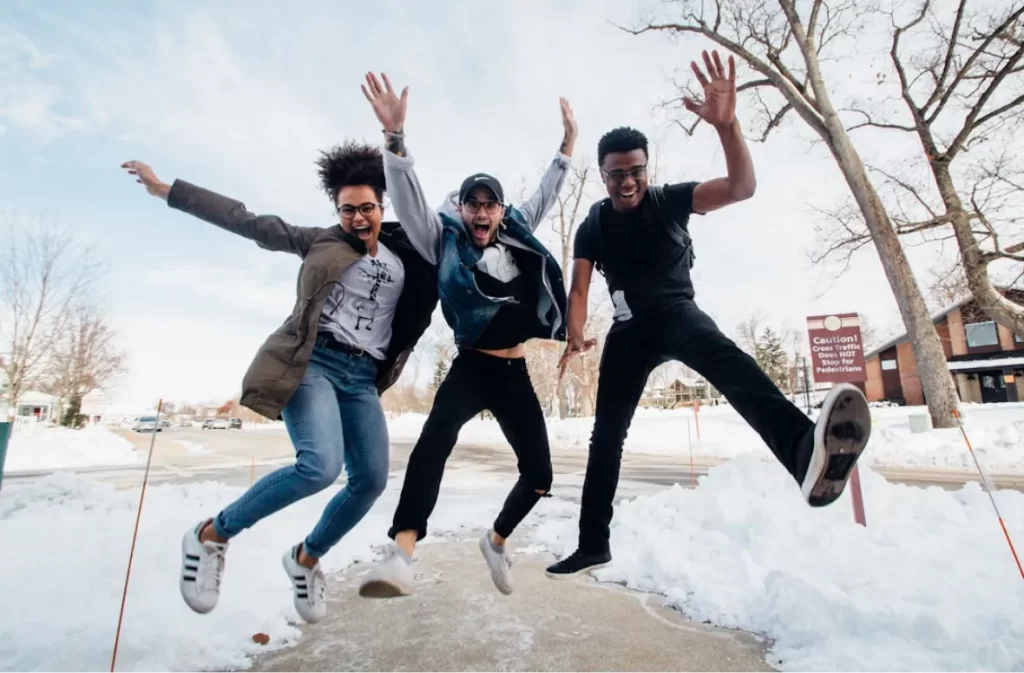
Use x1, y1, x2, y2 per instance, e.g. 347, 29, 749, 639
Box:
0, 421, 12, 494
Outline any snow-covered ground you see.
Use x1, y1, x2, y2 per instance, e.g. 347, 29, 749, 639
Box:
537, 456, 1024, 671
1, 460, 1022, 671
3, 425, 142, 473
389, 402, 1024, 473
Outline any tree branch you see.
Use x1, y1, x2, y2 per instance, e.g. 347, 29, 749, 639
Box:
843, 108, 918, 133
945, 15, 1024, 157
622, 19, 829, 138
922, 0, 969, 112
927, 5, 1024, 126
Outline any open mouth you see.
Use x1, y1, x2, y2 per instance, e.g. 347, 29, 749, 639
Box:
617, 188, 639, 206
472, 224, 490, 240
352, 224, 372, 239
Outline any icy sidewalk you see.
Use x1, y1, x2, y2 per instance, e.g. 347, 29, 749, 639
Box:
251, 539, 771, 672
1, 459, 1023, 671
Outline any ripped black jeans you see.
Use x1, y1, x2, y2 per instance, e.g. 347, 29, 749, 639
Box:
389, 349, 553, 541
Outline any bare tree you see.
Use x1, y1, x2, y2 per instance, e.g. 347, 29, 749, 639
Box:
45, 302, 127, 423
548, 156, 595, 418
807, 2, 1024, 338
0, 213, 102, 417
626, 0, 962, 426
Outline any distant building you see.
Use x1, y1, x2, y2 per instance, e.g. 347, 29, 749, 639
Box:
863, 289, 1024, 405
641, 377, 722, 408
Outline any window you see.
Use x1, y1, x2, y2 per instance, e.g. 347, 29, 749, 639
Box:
965, 321, 999, 348
881, 359, 897, 371
1016, 332, 1023, 344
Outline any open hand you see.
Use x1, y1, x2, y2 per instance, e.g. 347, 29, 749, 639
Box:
560, 97, 577, 143
362, 72, 408, 134
558, 334, 597, 380
120, 160, 170, 200
683, 50, 736, 130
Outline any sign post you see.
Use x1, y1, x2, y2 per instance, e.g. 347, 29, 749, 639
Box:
806, 313, 868, 527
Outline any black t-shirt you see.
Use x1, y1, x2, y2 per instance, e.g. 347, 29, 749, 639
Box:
573, 182, 701, 331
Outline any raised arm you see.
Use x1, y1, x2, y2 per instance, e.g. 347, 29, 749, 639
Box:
121, 160, 320, 257
362, 73, 441, 264
682, 51, 756, 214
518, 98, 578, 230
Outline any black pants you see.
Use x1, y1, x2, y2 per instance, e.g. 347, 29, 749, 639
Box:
389, 349, 553, 541
578, 301, 816, 553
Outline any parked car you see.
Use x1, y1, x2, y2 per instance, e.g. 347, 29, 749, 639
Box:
229, 418, 243, 429
132, 416, 162, 433
202, 418, 230, 430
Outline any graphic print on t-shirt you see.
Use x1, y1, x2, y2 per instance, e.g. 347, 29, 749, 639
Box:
351, 259, 396, 331
611, 289, 633, 322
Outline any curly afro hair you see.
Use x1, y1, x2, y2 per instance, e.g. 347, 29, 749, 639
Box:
314, 140, 386, 206
597, 127, 648, 168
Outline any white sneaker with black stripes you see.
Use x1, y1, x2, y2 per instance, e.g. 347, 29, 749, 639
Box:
281, 544, 327, 624
179, 520, 227, 614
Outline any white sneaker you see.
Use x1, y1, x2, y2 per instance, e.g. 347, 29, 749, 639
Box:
281, 545, 327, 624
802, 383, 872, 507
358, 544, 415, 598
179, 519, 227, 614
479, 529, 514, 595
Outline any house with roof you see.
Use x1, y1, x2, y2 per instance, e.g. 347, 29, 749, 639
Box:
863, 288, 1024, 405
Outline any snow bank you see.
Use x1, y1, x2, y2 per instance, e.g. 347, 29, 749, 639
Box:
535, 456, 1024, 671
0, 467, 516, 672
387, 402, 1024, 473
3, 425, 142, 473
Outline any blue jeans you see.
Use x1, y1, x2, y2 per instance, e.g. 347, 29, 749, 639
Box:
213, 344, 390, 558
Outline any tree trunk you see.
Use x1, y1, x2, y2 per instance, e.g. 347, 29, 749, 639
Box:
827, 130, 960, 427
931, 163, 1024, 338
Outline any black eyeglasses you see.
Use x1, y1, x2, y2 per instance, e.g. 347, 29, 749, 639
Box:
601, 165, 648, 183
462, 199, 502, 214
338, 202, 382, 219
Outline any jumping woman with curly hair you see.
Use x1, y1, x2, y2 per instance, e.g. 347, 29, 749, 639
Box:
121, 141, 437, 623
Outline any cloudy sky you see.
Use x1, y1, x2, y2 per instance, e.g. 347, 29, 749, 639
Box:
1, 0, 976, 408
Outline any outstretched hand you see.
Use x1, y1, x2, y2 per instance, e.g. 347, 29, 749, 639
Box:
560, 97, 577, 142
558, 335, 597, 380
120, 160, 170, 200
362, 72, 408, 134
683, 49, 737, 129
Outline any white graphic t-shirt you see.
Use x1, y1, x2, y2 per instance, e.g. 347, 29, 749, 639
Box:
317, 241, 405, 360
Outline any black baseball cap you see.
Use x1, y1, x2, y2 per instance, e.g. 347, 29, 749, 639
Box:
459, 173, 504, 204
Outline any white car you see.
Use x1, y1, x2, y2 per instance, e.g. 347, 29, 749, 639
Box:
203, 418, 230, 430
132, 416, 162, 432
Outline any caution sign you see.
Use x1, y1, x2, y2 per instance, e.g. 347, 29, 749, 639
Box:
806, 313, 866, 383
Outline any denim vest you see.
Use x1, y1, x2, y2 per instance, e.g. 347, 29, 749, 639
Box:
437, 207, 567, 346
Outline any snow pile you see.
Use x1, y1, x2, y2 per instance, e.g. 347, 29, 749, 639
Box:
535, 455, 1024, 671
866, 403, 1024, 473
0, 467, 517, 672
387, 402, 1024, 473
3, 425, 142, 473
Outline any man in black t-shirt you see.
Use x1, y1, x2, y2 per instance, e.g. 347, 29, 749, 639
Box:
546, 50, 872, 579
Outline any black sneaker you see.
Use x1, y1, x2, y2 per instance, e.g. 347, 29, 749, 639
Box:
544, 549, 612, 579
802, 383, 871, 507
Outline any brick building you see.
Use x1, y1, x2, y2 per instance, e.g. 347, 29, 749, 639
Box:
863, 289, 1024, 405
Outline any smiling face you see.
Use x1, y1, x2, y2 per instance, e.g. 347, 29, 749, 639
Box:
458, 185, 505, 248
336, 185, 383, 247
600, 149, 649, 212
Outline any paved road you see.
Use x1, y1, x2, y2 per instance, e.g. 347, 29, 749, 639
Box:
9, 425, 1023, 494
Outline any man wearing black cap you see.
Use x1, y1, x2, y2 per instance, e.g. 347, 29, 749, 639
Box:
356, 72, 577, 598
